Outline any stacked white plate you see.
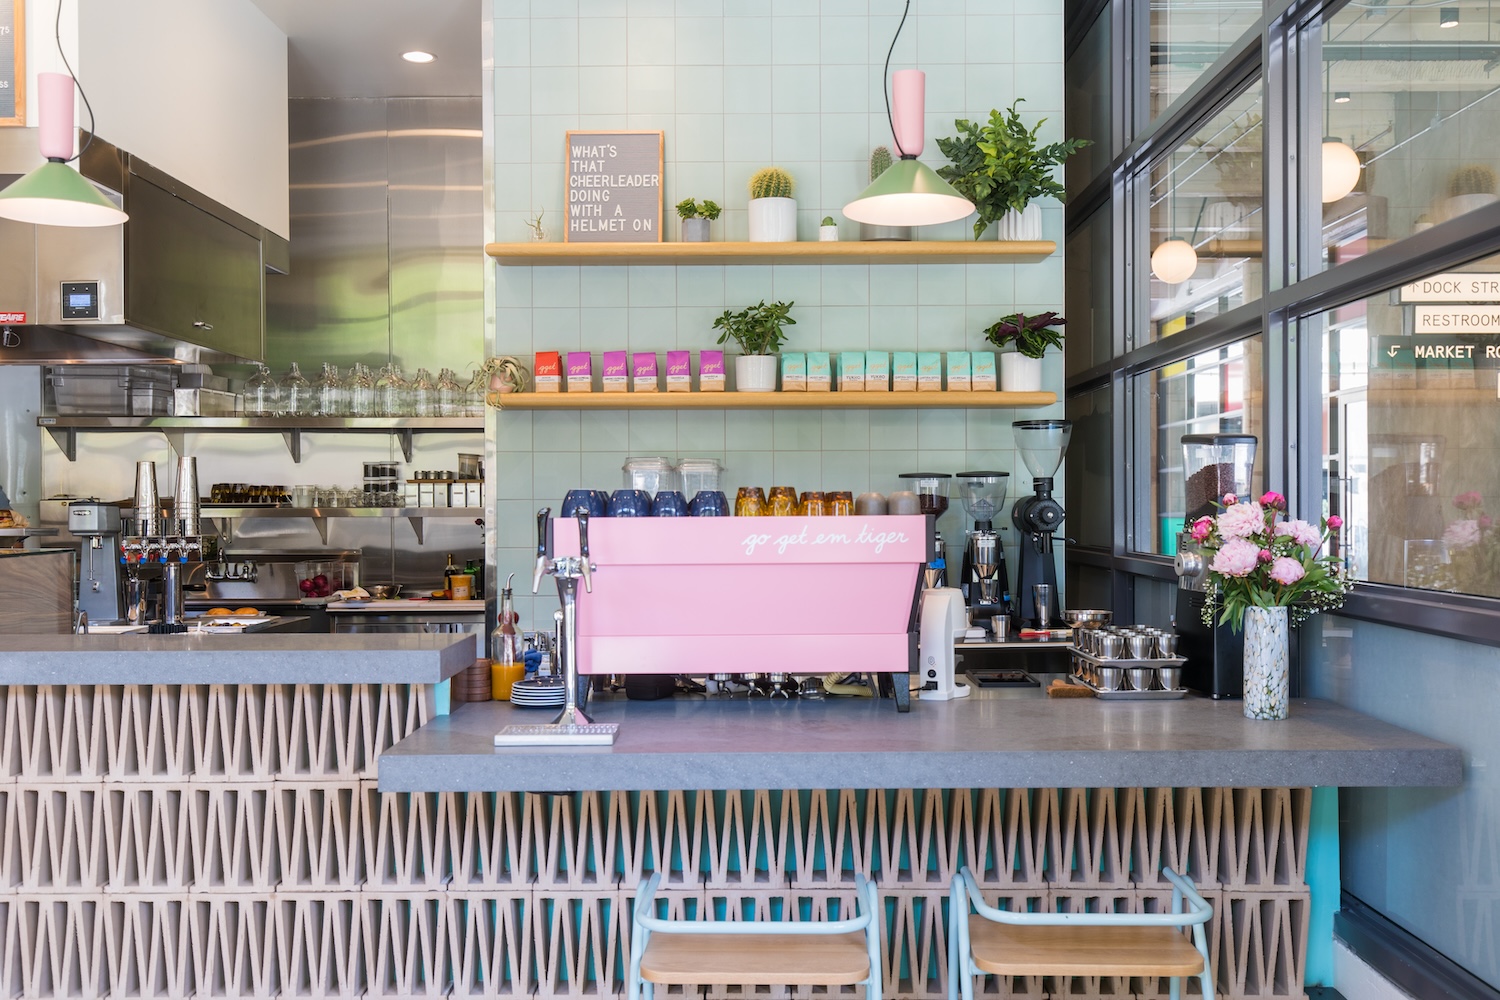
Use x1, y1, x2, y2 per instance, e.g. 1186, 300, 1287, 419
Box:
510, 678, 567, 708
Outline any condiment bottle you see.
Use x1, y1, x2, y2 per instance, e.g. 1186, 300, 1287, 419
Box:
491, 574, 524, 699
443, 552, 460, 598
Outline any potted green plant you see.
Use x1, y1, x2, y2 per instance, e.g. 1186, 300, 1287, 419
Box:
819, 215, 839, 241
675, 198, 721, 242
747, 167, 796, 242
712, 300, 796, 392
936, 100, 1090, 241
983, 311, 1065, 392
860, 146, 911, 242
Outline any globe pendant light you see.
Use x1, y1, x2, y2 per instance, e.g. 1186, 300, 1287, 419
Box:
842, 2, 974, 228
1321, 138, 1361, 203
1150, 151, 1197, 285
0, 73, 127, 227
1151, 238, 1199, 284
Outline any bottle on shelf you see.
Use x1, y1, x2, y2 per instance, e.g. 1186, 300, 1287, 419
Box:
443, 552, 460, 598
278, 362, 311, 417
245, 364, 280, 417
490, 573, 523, 699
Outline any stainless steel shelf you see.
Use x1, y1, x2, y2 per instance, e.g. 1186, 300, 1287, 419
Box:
36, 415, 485, 463
201, 505, 485, 546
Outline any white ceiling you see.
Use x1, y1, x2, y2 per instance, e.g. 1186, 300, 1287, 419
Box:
249, 0, 481, 100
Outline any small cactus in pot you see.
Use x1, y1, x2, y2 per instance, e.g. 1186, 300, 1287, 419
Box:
747, 166, 797, 242
860, 145, 912, 242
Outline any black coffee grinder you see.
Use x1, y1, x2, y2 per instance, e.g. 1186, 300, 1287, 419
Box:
1172, 433, 1257, 698
1010, 420, 1071, 628
957, 472, 1010, 625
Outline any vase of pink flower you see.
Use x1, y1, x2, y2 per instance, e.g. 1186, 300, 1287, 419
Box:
1190, 490, 1353, 720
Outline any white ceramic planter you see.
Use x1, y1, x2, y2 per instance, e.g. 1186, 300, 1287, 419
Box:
735, 355, 778, 392
1442, 193, 1498, 223
681, 218, 710, 242
748, 197, 797, 242
999, 352, 1042, 392
990, 203, 1042, 241
819, 225, 839, 242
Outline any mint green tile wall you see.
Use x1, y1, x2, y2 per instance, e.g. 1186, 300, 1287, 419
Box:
490, 0, 1067, 630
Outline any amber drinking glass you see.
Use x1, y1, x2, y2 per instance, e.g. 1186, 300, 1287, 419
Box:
767, 486, 798, 516
799, 491, 828, 516
829, 491, 854, 516
734, 486, 767, 516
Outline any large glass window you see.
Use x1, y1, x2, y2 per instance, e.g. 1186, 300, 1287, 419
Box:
1065, 205, 1112, 375
1320, 253, 1500, 597
1148, 84, 1263, 343
1135, 336, 1263, 556
1065, 8, 1113, 191
1149, 0, 1260, 120
1319, 3, 1500, 271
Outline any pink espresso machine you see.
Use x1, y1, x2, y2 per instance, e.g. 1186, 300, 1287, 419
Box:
549, 514, 933, 711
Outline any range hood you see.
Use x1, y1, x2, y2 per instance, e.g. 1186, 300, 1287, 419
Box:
0, 132, 288, 366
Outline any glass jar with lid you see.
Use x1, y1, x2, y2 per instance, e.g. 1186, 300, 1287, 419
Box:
278, 362, 312, 416
409, 367, 436, 417
436, 367, 463, 417
245, 363, 280, 416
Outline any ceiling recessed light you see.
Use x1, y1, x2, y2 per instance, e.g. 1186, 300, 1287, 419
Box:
1440, 7, 1459, 27
1334, 91, 1352, 103
402, 50, 436, 64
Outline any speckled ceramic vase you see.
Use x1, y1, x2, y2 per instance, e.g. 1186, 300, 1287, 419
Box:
1243, 605, 1289, 720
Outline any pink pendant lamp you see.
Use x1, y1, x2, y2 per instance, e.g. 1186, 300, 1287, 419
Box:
0, 72, 128, 227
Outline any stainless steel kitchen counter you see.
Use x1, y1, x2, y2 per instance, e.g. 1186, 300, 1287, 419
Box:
378, 681, 1462, 792
0, 632, 475, 684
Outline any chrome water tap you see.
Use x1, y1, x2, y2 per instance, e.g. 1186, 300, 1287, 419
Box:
532, 507, 597, 726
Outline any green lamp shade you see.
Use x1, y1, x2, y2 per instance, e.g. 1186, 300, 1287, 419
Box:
842, 157, 974, 227
0, 161, 128, 227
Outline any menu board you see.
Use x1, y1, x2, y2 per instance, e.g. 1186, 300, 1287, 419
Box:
564, 130, 663, 243
0, 0, 22, 126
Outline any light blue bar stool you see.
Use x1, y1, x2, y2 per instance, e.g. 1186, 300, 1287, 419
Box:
949, 866, 1214, 1000
628, 873, 882, 1000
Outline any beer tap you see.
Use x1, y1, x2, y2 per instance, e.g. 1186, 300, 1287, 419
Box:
530, 508, 609, 733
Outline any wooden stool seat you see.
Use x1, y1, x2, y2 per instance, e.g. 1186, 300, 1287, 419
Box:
968, 918, 1206, 977
640, 930, 873, 985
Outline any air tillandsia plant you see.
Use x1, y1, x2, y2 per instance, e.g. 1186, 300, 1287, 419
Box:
675, 198, 722, 220
749, 167, 795, 200
1193, 491, 1353, 630
983, 311, 1066, 359
712, 300, 796, 356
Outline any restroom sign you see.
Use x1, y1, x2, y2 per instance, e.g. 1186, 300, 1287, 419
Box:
564, 130, 663, 243
1413, 306, 1500, 332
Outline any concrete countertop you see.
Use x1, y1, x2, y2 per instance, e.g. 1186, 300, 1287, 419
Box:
378, 682, 1463, 792
325, 599, 486, 613
0, 633, 476, 685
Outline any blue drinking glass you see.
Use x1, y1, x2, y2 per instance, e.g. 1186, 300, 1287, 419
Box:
687, 489, 729, 517
560, 489, 596, 517
652, 490, 688, 516
590, 490, 611, 516
608, 488, 653, 517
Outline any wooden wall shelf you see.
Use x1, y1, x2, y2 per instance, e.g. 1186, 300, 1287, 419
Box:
484, 240, 1056, 266
488, 390, 1056, 410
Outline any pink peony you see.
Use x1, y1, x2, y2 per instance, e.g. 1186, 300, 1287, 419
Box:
1455, 491, 1483, 512
1444, 519, 1481, 550
1274, 518, 1322, 548
1210, 538, 1262, 577
1222, 493, 1238, 506
1327, 515, 1343, 529
1259, 491, 1286, 510
1268, 556, 1305, 586
1258, 548, 1274, 563
1190, 516, 1214, 542
1216, 501, 1267, 540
